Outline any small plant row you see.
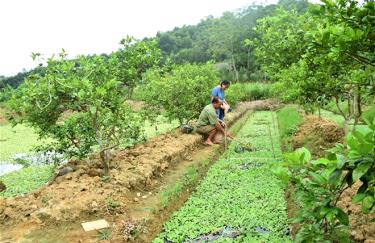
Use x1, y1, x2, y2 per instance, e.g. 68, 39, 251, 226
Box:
154, 111, 290, 242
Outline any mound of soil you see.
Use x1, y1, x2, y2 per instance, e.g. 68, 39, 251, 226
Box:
0, 102, 250, 228
337, 182, 375, 242
293, 115, 345, 157
242, 99, 280, 111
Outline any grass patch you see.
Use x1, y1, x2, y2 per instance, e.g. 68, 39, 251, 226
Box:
160, 181, 184, 208
0, 124, 45, 162
276, 106, 303, 152
0, 165, 55, 197
277, 106, 303, 139
318, 109, 345, 127
143, 115, 179, 139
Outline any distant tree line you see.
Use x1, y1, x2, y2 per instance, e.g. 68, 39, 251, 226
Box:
148, 0, 309, 81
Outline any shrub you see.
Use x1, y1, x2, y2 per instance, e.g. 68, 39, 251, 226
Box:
141, 63, 218, 125
225, 82, 272, 106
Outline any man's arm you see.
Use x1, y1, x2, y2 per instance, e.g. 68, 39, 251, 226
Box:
215, 121, 225, 133
217, 119, 234, 138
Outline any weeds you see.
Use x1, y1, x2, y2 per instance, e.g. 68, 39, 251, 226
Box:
97, 229, 111, 240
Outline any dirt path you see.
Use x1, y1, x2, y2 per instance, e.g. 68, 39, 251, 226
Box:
1, 101, 276, 242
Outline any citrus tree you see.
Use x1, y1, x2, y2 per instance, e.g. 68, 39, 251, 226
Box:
140, 62, 219, 125
252, 0, 375, 133
7, 49, 156, 176
110, 37, 161, 98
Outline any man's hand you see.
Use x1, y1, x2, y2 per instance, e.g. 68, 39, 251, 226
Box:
226, 132, 234, 139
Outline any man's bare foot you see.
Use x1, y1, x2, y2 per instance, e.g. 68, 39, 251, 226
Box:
204, 140, 215, 146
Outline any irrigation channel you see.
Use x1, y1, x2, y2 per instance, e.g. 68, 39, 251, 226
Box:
154, 111, 290, 242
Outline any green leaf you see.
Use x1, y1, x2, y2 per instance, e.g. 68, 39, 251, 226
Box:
362, 106, 375, 126
362, 196, 374, 213
328, 169, 342, 185
352, 161, 372, 181
311, 158, 330, 166
352, 193, 366, 203
347, 135, 359, 150
358, 142, 374, 156
309, 172, 326, 185
336, 154, 346, 169
300, 147, 312, 163
335, 207, 349, 225
271, 167, 290, 185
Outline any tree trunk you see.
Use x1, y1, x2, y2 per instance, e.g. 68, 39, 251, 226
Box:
343, 118, 350, 135
247, 47, 251, 78
231, 55, 239, 82
93, 113, 111, 176
100, 150, 110, 176
230, 40, 239, 83
128, 87, 133, 99
335, 96, 350, 135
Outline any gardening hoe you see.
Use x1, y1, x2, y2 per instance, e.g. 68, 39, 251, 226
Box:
224, 122, 228, 151
219, 119, 228, 151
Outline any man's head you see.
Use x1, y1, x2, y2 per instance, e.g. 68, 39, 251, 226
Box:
220, 80, 230, 90
212, 96, 222, 109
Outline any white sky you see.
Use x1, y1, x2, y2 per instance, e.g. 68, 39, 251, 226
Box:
0, 0, 281, 76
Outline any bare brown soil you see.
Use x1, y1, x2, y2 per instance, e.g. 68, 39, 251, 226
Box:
125, 100, 145, 112
0, 101, 265, 242
293, 115, 345, 157
337, 182, 375, 242
284, 184, 300, 238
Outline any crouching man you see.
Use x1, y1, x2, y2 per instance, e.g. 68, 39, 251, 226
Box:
196, 97, 234, 145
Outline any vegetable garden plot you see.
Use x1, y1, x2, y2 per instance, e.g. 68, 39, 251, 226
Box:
154, 111, 290, 242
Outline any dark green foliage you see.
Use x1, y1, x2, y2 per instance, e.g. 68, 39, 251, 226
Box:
151, 3, 288, 80
253, 0, 375, 133
272, 107, 375, 242
111, 37, 161, 98
0, 66, 45, 90
140, 63, 218, 125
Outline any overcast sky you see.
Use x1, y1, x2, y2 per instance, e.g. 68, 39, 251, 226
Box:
0, 0, 282, 76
